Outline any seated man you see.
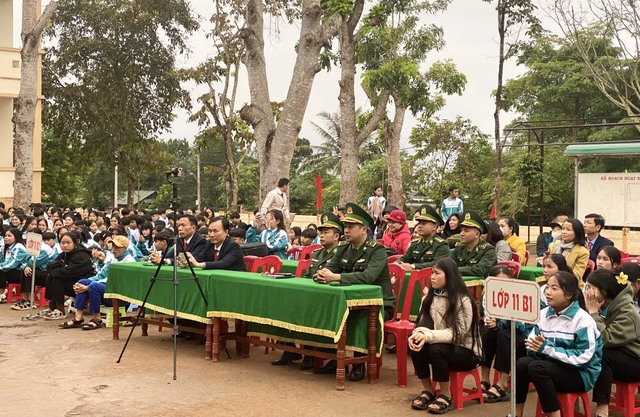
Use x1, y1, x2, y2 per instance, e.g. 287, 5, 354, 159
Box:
397, 205, 450, 271
59, 236, 135, 330
315, 203, 396, 381
150, 215, 207, 265
229, 227, 246, 245
450, 210, 497, 277
272, 212, 343, 369
186, 216, 246, 272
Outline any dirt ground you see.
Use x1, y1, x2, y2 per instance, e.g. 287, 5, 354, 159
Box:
1, 306, 613, 417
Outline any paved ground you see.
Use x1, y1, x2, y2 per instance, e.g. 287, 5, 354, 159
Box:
0, 306, 616, 417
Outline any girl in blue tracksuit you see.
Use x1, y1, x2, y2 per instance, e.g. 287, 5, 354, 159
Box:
515, 271, 602, 417
0, 228, 32, 303
259, 209, 289, 259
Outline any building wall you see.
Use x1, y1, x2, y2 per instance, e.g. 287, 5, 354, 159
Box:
0, 0, 43, 208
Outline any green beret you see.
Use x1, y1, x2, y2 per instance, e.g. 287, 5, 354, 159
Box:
415, 205, 444, 227
318, 212, 343, 234
460, 210, 488, 234
342, 202, 374, 228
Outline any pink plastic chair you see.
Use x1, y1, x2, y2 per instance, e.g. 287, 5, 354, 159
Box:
497, 261, 522, 279
299, 244, 322, 261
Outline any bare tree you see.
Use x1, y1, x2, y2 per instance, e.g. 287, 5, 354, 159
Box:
553, 0, 640, 129
13, 0, 57, 208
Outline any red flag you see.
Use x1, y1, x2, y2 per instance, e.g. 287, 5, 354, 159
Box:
315, 173, 323, 211
489, 203, 497, 220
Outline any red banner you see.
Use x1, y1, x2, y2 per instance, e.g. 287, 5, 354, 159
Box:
315, 173, 323, 211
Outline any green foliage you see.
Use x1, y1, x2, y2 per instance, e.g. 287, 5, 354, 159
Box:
41, 130, 80, 205
515, 153, 543, 187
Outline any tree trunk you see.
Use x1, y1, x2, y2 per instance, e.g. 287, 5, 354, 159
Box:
493, 0, 506, 218
240, 0, 341, 202
13, 1, 57, 208
338, 138, 360, 206
224, 128, 239, 212
385, 96, 406, 209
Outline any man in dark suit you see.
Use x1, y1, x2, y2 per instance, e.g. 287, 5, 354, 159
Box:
584, 213, 614, 262
187, 216, 246, 271
150, 214, 207, 265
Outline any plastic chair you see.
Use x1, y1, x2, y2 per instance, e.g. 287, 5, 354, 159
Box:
286, 246, 303, 260
511, 253, 521, 264
243, 255, 259, 272
622, 257, 640, 264
7, 283, 22, 304
249, 255, 282, 274
387, 254, 402, 264
535, 392, 591, 417
299, 244, 322, 261
498, 261, 522, 279
383, 267, 431, 387
610, 380, 640, 416
34, 286, 49, 308
583, 259, 595, 281
524, 250, 530, 265
446, 368, 485, 410
295, 259, 312, 278
619, 250, 630, 259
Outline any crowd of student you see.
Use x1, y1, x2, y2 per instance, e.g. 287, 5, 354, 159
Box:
1, 195, 639, 417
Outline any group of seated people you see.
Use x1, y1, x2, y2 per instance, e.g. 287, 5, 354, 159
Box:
0, 201, 638, 417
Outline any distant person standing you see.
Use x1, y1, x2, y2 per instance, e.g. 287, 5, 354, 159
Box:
441, 186, 463, 221
260, 178, 290, 227
367, 186, 387, 229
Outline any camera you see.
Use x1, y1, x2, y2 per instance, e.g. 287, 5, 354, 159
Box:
166, 167, 183, 177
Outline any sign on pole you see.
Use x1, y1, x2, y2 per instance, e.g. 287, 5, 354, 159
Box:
484, 276, 540, 324
25, 233, 43, 256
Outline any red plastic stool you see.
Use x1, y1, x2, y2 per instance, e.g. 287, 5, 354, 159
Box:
535, 392, 591, 417
34, 286, 48, 308
439, 368, 484, 410
610, 380, 640, 416
7, 283, 22, 303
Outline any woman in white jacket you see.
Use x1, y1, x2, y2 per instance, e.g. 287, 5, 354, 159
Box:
408, 258, 482, 414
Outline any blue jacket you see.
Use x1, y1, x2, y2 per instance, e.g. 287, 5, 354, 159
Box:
528, 301, 602, 390
259, 229, 288, 259
0, 243, 31, 272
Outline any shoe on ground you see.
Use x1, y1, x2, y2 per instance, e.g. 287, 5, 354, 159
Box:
271, 351, 302, 365
11, 300, 31, 311
313, 359, 338, 375
43, 309, 67, 320
0, 292, 6, 304
385, 344, 397, 354
348, 363, 366, 381
300, 355, 314, 370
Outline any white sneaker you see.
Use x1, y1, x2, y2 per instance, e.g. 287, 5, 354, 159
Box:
0, 292, 6, 304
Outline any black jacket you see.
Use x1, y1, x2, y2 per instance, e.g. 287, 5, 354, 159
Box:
166, 232, 208, 264
47, 246, 95, 280
202, 236, 246, 272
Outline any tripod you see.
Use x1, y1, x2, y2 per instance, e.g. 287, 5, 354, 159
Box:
116, 175, 208, 380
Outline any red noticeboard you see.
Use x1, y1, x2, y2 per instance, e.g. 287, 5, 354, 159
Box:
484, 276, 540, 324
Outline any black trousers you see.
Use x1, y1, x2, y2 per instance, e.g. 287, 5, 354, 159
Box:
593, 347, 640, 404
481, 328, 526, 374
516, 356, 585, 413
0, 269, 22, 288
45, 274, 78, 305
20, 269, 48, 292
410, 343, 479, 382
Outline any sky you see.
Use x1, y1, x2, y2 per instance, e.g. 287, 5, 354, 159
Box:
17, 0, 535, 148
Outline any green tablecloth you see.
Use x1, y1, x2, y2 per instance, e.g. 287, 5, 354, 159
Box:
105, 263, 213, 324
520, 266, 544, 282
281, 259, 298, 275
105, 263, 384, 354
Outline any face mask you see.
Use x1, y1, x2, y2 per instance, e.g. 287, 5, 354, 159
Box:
500, 227, 509, 237
551, 231, 561, 240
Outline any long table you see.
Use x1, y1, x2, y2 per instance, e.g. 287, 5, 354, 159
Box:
105, 263, 383, 390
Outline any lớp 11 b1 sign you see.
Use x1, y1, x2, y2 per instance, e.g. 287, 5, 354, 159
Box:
25, 232, 42, 256
484, 276, 540, 324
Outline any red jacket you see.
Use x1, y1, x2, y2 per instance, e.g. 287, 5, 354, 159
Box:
382, 223, 412, 255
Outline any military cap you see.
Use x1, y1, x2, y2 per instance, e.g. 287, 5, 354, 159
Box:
318, 212, 343, 234
415, 205, 444, 227
460, 210, 487, 234
342, 202, 374, 228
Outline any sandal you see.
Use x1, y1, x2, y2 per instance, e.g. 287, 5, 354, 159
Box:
480, 380, 490, 393
484, 384, 509, 403
43, 309, 66, 320
427, 394, 454, 415
38, 308, 52, 317
411, 390, 436, 410
82, 318, 104, 330
59, 318, 84, 329
11, 300, 31, 311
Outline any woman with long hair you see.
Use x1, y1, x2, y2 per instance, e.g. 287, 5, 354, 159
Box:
548, 218, 590, 287
259, 209, 289, 259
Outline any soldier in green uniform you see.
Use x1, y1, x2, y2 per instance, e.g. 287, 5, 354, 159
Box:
315, 202, 395, 381
272, 213, 343, 368
397, 205, 450, 272
305, 213, 343, 278
450, 210, 497, 277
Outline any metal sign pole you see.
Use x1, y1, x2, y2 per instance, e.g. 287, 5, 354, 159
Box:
510, 320, 516, 417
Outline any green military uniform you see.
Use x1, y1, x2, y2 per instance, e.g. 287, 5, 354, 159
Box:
306, 212, 343, 278
399, 204, 449, 269
324, 203, 395, 311
449, 210, 497, 277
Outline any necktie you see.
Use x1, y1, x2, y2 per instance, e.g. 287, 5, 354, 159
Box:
214, 249, 219, 261
183, 240, 187, 250
586, 241, 593, 251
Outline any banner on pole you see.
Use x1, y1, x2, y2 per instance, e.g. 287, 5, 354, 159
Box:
26, 233, 42, 256
484, 276, 540, 324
